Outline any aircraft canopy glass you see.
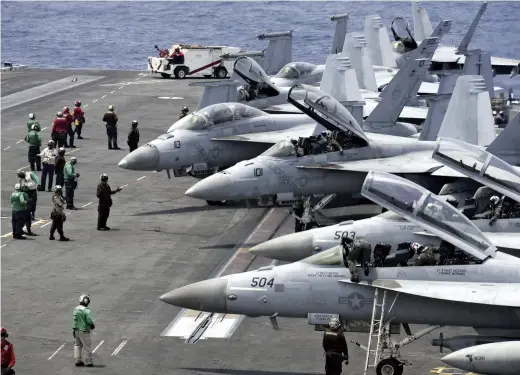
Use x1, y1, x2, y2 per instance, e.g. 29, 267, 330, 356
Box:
260, 140, 296, 157
301, 246, 342, 266
434, 138, 520, 200
168, 103, 266, 132
362, 171, 496, 259
288, 84, 368, 143
234, 56, 272, 84
275, 62, 317, 79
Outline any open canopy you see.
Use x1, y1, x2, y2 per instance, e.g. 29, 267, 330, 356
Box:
167, 103, 267, 132
287, 84, 369, 144
433, 138, 520, 203
361, 171, 497, 260
233, 56, 279, 97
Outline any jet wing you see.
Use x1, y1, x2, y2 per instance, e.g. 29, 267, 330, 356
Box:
297, 151, 443, 174
340, 279, 520, 307
211, 123, 321, 144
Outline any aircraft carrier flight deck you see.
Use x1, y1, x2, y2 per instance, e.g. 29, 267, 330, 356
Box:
1, 69, 476, 375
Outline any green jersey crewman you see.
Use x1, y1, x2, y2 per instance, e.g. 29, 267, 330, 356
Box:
10, 184, 28, 240
26, 113, 40, 133
73, 294, 95, 367
25, 123, 42, 171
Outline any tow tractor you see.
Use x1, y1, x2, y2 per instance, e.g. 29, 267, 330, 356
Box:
147, 44, 242, 79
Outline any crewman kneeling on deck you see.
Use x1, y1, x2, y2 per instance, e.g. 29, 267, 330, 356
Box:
322, 318, 348, 375
73, 294, 95, 367
341, 233, 372, 283
1, 328, 16, 375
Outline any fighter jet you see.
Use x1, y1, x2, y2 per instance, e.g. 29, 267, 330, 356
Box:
184, 75, 500, 202
161, 171, 520, 375
249, 137, 520, 262
391, 2, 520, 77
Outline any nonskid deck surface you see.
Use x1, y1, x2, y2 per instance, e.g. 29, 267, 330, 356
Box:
0, 69, 475, 375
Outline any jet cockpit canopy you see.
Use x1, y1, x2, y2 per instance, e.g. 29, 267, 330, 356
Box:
301, 245, 343, 266
233, 56, 279, 97
167, 103, 267, 132
275, 62, 318, 79
260, 140, 297, 157
288, 84, 369, 144
362, 171, 497, 261
433, 138, 520, 203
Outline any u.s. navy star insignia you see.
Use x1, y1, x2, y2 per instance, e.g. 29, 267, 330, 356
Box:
209, 147, 220, 159
346, 292, 365, 310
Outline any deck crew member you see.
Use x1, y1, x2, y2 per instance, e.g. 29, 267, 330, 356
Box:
103, 105, 120, 150
127, 120, 140, 152
341, 233, 371, 283
1, 328, 16, 375
26, 112, 40, 133
73, 294, 95, 367
37, 140, 57, 192
63, 106, 76, 148
72, 100, 85, 139
171, 47, 185, 64
64, 157, 79, 210
51, 111, 68, 148
10, 184, 27, 240
178, 106, 189, 120
322, 318, 348, 375
18, 169, 39, 224
50, 185, 69, 241
96, 174, 122, 231
55, 147, 66, 187
25, 124, 42, 171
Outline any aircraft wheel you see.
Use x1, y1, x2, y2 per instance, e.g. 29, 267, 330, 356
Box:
160, 73, 171, 79
206, 200, 218, 206
174, 67, 188, 79
215, 67, 228, 78
376, 358, 403, 375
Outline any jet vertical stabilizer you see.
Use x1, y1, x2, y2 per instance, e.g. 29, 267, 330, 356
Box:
330, 13, 349, 54
364, 15, 397, 68
319, 54, 339, 95
457, 2, 488, 53
336, 56, 364, 125
485, 110, 520, 165
412, 1, 433, 41
257, 31, 293, 75
437, 75, 495, 146
191, 80, 240, 110
343, 33, 378, 91
462, 50, 494, 98
364, 36, 438, 136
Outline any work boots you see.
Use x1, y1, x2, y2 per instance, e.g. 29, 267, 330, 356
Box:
75, 361, 84, 367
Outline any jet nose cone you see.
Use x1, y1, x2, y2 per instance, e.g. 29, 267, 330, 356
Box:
118, 146, 159, 171
159, 278, 228, 313
249, 231, 314, 262
185, 174, 232, 200
441, 349, 470, 369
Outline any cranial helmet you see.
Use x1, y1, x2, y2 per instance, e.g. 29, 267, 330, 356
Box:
108, 105, 115, 111
58, 147, 66, 155
490, 196, 500, 205
70, 156, 77, 164
17, 169, 26, 179
1, 327, 8, 339
75, 100, 81, 107
48, 140, 55, 147
29, 113, 35, 120
79, 293, 90, 306
341, 232, 353, 245
329, 318, 341, 330
57, 111, 63, 118
100, 173, 108, 182
182, 106, 189, 113
131, 120, 138, 126
63, 106, 70, 113
54, 185, 63, 192
14, 183, 21, 191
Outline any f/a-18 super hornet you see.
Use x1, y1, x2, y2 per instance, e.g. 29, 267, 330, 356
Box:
249, 136, 520, 262
117, 46, 439, 182
184, 74, 502, 202
161, 171, 520, 375
391, 2, 520, 77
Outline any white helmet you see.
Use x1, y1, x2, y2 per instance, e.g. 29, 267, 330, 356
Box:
79, 293, 90, 306
329, 318, 341, 330
57, 111, 63, 118
70, 156, 77, 163
29, 113, 35, 119
54, 185, 62, 192
492, 110, 497, 116
14, 183, 21, 191
411, 242, 422, 252
490, 196, 500, 205
108, 105, 115, 111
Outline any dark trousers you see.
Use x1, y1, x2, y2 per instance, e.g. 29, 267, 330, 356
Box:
26, 189, 37, 219
56, 171, 64, 187
98, 204, 110, 228
1, 366, 15, 375
74, 123, 83, 137
128, 143, 138, 152
28, 145, 41, 171
325, 357, 343, 375
53, 132, 67, 148
106, 125, 118, 149
50, 216, 64, 237
65, 182, 75, 207
11, 210, 25, 236
67, 124, 75, 147
40, 163, 55, 190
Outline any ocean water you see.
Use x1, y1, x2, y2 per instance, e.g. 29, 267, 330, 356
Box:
2, 1, 520, 89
